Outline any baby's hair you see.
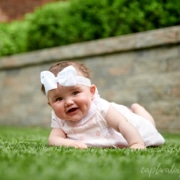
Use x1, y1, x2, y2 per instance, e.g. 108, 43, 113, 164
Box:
41, 61, 91, 94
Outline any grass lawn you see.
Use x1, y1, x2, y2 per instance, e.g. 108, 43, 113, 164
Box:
0, 126, 180, 180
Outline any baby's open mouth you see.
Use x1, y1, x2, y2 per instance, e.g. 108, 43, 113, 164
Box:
67, 108, 78, 113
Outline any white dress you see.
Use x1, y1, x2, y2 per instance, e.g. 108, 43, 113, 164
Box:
51, 91, 165, 148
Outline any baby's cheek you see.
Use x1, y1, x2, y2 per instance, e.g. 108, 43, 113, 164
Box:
54, 107, 64, 118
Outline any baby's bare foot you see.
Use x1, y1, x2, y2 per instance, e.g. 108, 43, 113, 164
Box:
131, 103, 156, 126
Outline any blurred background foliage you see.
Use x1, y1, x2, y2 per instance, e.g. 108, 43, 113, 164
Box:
0, 0, 179, 57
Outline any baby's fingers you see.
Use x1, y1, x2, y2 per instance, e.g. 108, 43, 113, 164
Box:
130, 144, 146, 150
74, 142, 88, 149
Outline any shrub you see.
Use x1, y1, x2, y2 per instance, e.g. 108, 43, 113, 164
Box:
26, 2, 70, 50
26, 0, 180, 51
0, 21, 29, 57
0, 0, 179, 56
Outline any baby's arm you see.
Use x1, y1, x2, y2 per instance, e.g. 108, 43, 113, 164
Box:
48, 128, 87, 149
105, 105, 146, 149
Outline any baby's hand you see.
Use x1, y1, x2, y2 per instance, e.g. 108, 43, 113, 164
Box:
73, 141, 88, 149
130, 144, 146, 150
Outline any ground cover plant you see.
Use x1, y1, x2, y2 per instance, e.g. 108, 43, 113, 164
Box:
0, 126, 180, 180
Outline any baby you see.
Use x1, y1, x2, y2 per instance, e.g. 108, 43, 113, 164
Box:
40, 61, 165, 149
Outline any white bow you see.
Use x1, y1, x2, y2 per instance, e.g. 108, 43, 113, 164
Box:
40, 66, 91, 94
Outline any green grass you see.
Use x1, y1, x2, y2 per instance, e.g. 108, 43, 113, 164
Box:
0, 127, 180, 180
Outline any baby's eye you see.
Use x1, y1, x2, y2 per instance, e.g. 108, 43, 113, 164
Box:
56, 97, 63, 102
72, 91, 79, 96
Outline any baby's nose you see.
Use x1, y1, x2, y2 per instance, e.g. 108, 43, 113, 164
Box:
65, 97, 74, 106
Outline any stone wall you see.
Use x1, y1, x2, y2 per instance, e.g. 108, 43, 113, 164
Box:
0, 25, 180, 133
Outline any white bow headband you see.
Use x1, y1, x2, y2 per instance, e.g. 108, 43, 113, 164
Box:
40, 66, 91, 95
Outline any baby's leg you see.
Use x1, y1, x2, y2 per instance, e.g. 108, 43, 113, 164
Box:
131, 103, 156, 127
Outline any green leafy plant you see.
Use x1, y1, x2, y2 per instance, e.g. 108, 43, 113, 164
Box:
0, 0, 179, 57
0, 21, 29, 56
26, 1, 70, 50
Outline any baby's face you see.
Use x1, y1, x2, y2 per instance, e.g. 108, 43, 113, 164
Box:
48, 84, 96, 122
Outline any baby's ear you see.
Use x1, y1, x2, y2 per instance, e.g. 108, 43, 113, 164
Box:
90, 85, 96, 95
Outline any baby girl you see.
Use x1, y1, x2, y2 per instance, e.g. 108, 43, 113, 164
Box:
40, 61, 165, 149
